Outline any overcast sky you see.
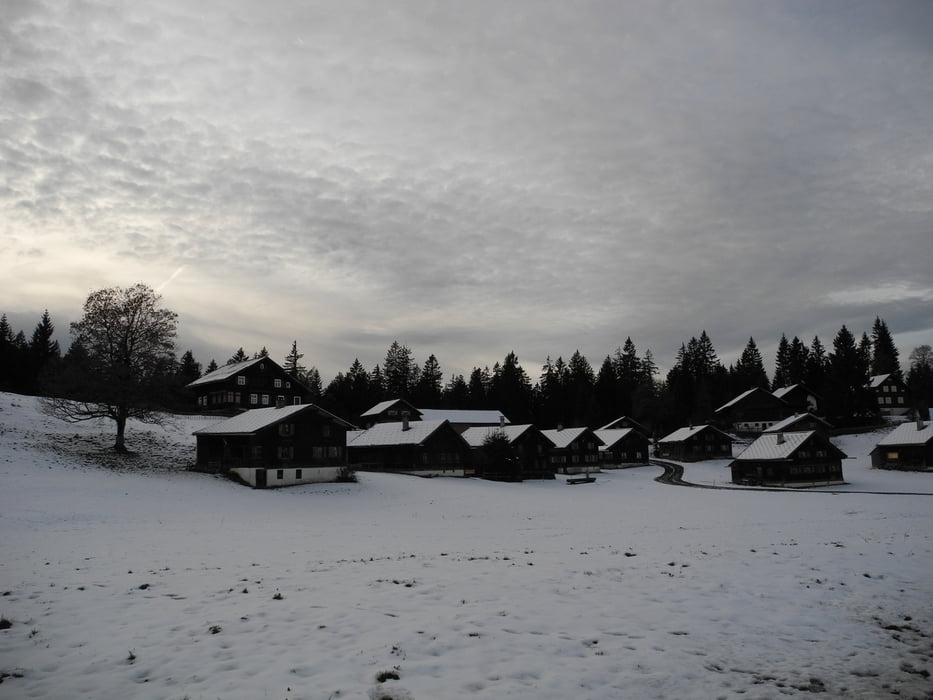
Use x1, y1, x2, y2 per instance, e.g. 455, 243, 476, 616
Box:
3, 0, 932, 384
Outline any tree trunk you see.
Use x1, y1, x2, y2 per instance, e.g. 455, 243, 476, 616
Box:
114, 410, 128, 453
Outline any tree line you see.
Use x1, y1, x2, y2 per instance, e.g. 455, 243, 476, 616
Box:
3, 287, 932, 449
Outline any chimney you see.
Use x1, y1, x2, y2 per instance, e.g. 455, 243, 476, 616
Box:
275, 396, 286, 409
776, 432, 785, 445
402, 415, 410, 431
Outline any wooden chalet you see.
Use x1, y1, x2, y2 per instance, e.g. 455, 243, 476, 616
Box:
869, 374, 909, 416
461, 425, 554, 480
193, 403, 354, 488
730, 431, 846, 487
656, 424, 733, 461
359, 398, 422, 428
763, 413, 833, 437
714, 387, 791, 434
594, 428, 650, 466
870, 419, 933, 470
772, 384, 822, 416
598, 415, 651, 437
539, 427, 602, 475
347, 417, 472, 476
188, 358, 311, 415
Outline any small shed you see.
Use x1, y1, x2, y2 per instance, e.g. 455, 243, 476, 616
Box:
656, 425, 734, 461
347, 418, 472, 476
870, 420, 933, 470
193, 403, 354, 487
461, 424, 554, 480
730, 431, 846, 487
594, 428, 650, 466
539, 427, 603, 475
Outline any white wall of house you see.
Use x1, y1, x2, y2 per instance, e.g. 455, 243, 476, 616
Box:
230, 466, 345, 488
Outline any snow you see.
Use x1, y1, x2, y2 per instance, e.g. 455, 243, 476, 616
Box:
1, 392, 931, 699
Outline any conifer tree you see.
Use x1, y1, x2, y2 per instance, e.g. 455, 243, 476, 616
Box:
772, 334, 791, 389
283, 340, 307, 379
734, 337, 769, 390
228, 347, 248, 365
870, 317, 901, 380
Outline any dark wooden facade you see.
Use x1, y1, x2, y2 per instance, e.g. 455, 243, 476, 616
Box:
763, 413, 833, 437
714, 388, 791, 433
595, 428, 650, 465
347, 419, 472, 474
194, 403, 353, 473
730, 431, 846, 487
869, 374, 909, 416
870, 421, 933, 470
772, 384, 822, 416
540, 427, 603, 474
359, 399, 422, 428
462, 425, 554, 480
188, 358, 311, 414
656, 425, 734, 461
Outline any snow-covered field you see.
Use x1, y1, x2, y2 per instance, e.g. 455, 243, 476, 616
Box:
1, 392, 931, 700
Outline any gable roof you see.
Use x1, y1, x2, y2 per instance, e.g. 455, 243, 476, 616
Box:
598, 415, 649, 432
658, 424, 733, 444
734, 431, 845, 461
461, 424, 536, 447
764, 413, 832, 433
419, 408, 509, 424
193, 403, 352, 436
540, 427, 599, 449
876, 421, 933, 447
594, 428, 639, 449
187, 357, 264, 387
346, 419, 462, 448
715, 387, 787, 414
359, 398, 421, 418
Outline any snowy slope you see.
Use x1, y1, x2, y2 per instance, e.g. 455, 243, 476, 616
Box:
0, 392, 931, 699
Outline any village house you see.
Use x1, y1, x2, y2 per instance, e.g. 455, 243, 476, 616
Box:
656, 424, 734, 461
358, 398, 422, 428
730, 431, 846, 487
594, 428, 650, 467
772, 384, 822, 416
461, 424, 554, 480
192, 402, 354, 488
598, 415, 651, 437
539, 427, 602, 474
347, 417, 472, 476
714, 388, 792, 434
188, 358, 311, 414
868, 374, 909, 416
870, 419, 933, 470
763, 412, 833, 437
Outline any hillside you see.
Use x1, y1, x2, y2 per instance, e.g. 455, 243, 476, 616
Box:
1, 392, 931, 699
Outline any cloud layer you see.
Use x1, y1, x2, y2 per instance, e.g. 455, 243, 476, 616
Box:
2, 0, 932, 378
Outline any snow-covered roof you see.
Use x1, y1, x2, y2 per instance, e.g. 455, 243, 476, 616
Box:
594, 428, 636, 448
192, 403, 349, 435
764, 413, 830, 433
715, 388, 759, 412
658, 424, 731, 444
461, 424, 534, 447
419, 409, 508, 424
540, 427, 595, 449
734, 431, 817, 461
869, 374, 891, 389
598, 415, 647, 432
187, 358, 264, 387
359, 399, 419, 418
771, 385, 796, 399
346, 419, 454, 447
876, 421, 933, 447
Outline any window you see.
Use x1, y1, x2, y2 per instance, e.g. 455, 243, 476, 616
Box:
274, 378, 282, 388
279, 423, 294, 437
292, 397, 301, 405
234, 392, 241, 404
277, 445, 294, 460
328, 446, 342, 458
887, 451, 899, 460
237, 375, 246, 386
277, 395, 286, 405
285, 381, 291, 389
295, 469, 303, 479
276, 469, 284, 480
312, 446, 324, 459
226, 391, 234, 403
261, 394, 270, 406
250, 393, 258, 405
